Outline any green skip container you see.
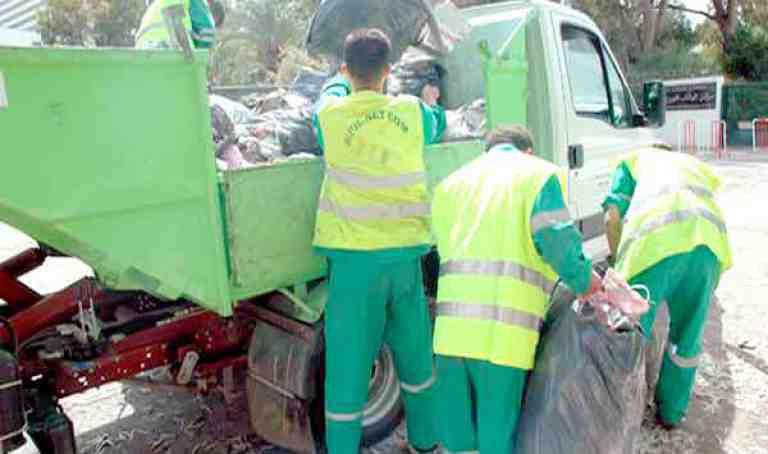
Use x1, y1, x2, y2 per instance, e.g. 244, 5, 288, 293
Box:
0, 46, 488, 316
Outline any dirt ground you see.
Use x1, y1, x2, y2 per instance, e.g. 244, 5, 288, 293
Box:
3, 150, 768, 454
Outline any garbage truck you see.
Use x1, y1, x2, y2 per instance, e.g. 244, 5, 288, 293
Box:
0, 1, 667, 452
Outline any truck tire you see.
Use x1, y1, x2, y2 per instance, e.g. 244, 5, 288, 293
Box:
361, 345, 404, 446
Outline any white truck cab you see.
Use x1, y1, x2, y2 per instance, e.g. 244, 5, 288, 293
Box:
440, 0, 664, 235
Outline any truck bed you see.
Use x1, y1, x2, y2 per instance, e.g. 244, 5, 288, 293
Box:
0, 46, 484, 316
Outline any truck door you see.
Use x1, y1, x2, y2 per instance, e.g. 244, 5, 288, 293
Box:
550, 15, 644, 224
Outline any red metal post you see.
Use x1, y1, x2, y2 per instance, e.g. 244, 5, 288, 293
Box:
1, 278, 98, 345
50, 343, 173, 397
0, 272, 41, 307
0, 248, 47, 277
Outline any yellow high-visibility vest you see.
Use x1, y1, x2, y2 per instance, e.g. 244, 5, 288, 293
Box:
314, 91, 429, 250
616, 149, 732, 279
135, 0, 192, 49
432, 150, 569, 370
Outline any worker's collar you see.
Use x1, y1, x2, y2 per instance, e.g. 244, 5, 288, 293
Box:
489, 144, 521, 154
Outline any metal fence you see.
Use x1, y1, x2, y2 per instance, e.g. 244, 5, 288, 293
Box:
722, 83, 768, 147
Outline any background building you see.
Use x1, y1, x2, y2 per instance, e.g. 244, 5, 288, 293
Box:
0, 0, 45, 46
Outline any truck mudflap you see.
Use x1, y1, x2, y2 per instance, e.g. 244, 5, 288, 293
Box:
246, 317, 323, 453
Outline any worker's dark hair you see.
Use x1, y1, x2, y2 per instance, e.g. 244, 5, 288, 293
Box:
343, 28, 391, 84
485, 124, 534, 152
209, 0, 225, 28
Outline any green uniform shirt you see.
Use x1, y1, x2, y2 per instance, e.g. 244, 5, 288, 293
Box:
491, 145, 593, 295
189, 0, 216, 49
312, 75, 447, 262
601, 162, 636, 219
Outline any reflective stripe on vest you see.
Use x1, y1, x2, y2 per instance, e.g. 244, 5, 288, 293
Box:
626, 183, 715, 223
317, 198, 430, 221
437, 302, 543, 331
619, 206, 727, 261
325, 166, 426, 189
440, 259, 555, 295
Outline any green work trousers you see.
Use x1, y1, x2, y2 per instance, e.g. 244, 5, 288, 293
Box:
325, 256, 436, 454
434, 355, 528, 454
631, 245, 721, 425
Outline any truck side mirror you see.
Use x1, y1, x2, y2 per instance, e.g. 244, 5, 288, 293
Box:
568, 144, 584, 170
643, 80, 666, 128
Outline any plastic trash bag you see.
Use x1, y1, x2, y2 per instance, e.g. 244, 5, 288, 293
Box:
442, 99, 486, 142
210, 94, 252, 125
516, 282, 647, 454
306, 0, 435, 64
386, 48, 442, 97
582, 268, 650, 331
291, 67, 330, 101
244, 107, 321, 162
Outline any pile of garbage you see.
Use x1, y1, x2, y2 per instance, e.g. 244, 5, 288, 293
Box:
210, 54, 488, 170
210, 69, 328, 171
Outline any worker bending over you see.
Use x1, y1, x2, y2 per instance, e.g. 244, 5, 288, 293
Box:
135, 0, 225, 49
431, 125, 600, 454
603, 148, 731, 429
312, 29, 445, 454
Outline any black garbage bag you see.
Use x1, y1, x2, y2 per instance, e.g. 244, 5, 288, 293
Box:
516, 286, 646, 454
292, 67, 331, 101
244, 107, 321, 162
306, 0, 434, 64
386, 48, 442, 97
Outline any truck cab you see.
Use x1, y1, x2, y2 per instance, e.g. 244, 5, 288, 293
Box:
440, 0, 662, 233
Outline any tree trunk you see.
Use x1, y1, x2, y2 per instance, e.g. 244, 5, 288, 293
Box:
712, 0, 739, 49
651, 0, 668, 48
640, 0, 655, 52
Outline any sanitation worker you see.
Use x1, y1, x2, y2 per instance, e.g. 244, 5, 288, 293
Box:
312, 29, 445, 454
135, 0, 225, 49
431, 125, 601, 454
603, 148, 731, 429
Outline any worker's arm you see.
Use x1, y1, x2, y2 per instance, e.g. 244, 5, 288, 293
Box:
189, 0, 216, 49
601, 162, 636, 260
419, 85, 447, 145
532, 176, 600, 297
312, 75, 352, 154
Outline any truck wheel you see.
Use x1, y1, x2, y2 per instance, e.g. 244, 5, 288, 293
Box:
361, 345, 404, 446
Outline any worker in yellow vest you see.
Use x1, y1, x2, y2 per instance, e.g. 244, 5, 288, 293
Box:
431, 125, 601, 454
135, 0, 224, 50
312, 29, 446, 454
603, 148, 731, 429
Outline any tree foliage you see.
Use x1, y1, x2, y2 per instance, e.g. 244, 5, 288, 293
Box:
211, 0, 323, 85
720, 23, 768, 80
38, 0, 145, 47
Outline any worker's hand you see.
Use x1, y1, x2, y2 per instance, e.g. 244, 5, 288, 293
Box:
421, 84, 441, 106
580, 270, 603, 300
